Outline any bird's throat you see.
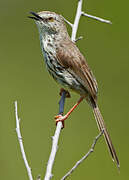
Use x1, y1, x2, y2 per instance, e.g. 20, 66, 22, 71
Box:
40, 33, 57, 55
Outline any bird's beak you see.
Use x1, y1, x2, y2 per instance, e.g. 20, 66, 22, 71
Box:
28, 12, 43, 21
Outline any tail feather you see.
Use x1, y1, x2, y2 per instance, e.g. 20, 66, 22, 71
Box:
93, 105, 120, 168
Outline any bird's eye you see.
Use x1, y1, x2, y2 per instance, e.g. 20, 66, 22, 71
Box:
48, 17, 54, 22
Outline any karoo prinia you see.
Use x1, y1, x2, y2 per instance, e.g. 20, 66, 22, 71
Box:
29, 11, 119, 168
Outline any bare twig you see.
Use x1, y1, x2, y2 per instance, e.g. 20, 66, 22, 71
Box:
44, 91, 66, 180
63, 17, 73, 28
61, 130, 104, 180
15, 101, 33, 180
44, 122, 62, 180
71, 0, 83, 41
82, 12, 112, 24
67, 0, 112, 42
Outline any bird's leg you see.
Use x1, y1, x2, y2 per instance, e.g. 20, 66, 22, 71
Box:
55, 96, 84, 125
59, 88, 71, 98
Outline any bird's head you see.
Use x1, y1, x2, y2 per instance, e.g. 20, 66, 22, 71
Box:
28, 11, 66, 35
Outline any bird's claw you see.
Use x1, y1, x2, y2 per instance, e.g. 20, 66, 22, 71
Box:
55, 114, 67, 122
55, 114, 68, 128
59, 88, 71, 98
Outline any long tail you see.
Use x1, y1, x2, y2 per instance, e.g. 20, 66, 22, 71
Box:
93, 105, 120, 168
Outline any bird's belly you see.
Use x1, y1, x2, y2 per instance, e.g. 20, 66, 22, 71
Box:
42, 49, 88, 96
47, 64, 88, 96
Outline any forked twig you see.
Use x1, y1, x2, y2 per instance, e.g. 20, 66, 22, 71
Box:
61, 130, 104, 180
65, 0, 112, 42
15, 101, 33, 180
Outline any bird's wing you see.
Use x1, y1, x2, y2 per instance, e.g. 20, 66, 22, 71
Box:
56, 40, 98, 100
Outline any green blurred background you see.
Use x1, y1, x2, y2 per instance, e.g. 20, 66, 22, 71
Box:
0, 0, 129, 179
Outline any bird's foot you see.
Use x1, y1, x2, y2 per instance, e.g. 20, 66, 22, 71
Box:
59, 88, 71, 98
55, 114, 68, 128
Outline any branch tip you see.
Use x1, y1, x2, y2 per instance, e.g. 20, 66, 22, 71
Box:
63, 17, 73, 28
15, 101, 33, 180
82, 12, 112, 24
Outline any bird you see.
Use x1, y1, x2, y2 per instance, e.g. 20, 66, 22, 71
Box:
28, 11, 120, 168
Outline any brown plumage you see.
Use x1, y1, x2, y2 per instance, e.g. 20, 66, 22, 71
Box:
29, 11, 120, 168
56, 39, 119, 168
56, 40, 98, 100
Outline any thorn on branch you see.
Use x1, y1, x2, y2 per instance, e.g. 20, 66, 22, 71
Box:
18, 136, 22, 140
74, 36, 83, 42
90, 148, 94, 152
51, 136, 54, 140
51, 174, 53, 178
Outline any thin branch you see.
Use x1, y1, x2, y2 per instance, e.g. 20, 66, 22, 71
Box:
71, 0, 83, 41
66, 0, 112, 42
82, 12, 112, 24
44, 91, 66, 180
15, 101, 33, 180
63, 17, 73, 28
44, 122, 62, 180
61, 130, 104, 180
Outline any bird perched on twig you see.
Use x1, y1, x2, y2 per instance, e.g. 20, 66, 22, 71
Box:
29, 11, 119, 168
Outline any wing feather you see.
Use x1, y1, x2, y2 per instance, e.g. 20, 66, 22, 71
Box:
56, 40, 98, 100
